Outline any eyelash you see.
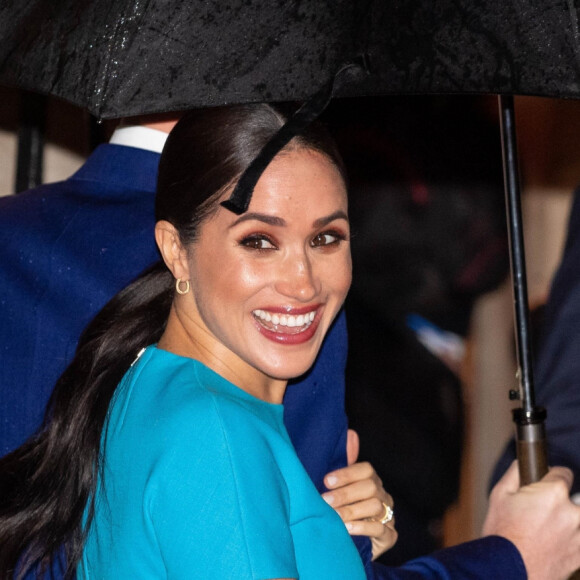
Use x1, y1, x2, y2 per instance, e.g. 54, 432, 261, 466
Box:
239, 234, 277, 251
310, 230, 347, 248
239, 230, 347, 252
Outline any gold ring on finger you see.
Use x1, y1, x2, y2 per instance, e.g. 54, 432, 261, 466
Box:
379, 502, 394, 525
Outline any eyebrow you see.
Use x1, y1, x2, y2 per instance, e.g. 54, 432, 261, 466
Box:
312, 210, 349, 229
229, 210, 348, 229
229, 212, 286, 228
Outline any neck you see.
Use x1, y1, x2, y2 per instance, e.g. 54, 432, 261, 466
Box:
141, 118, 179, 134
158, 303, 287, 404
119, 112, 181, 134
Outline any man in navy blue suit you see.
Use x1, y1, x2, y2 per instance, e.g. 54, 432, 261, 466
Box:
2, 114, 579, 579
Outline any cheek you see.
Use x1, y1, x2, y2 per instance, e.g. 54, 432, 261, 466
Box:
236, 262, 271, 289
206, 255, 274, 300
339, 260, 353, 299
325, 251, 352, 298
344, 252, 353, 285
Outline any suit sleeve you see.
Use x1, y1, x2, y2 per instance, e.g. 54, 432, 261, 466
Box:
370, 536, 526, 580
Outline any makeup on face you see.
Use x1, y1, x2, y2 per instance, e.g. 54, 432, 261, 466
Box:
174, 149, 352, 392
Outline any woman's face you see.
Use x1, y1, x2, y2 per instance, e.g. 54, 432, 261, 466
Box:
183, 148, 351, 383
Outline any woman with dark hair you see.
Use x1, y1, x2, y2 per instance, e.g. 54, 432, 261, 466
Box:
3, 103, 580, 580
0, 104, 392, 579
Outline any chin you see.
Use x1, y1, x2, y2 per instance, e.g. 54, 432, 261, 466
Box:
260, 355, 318, 382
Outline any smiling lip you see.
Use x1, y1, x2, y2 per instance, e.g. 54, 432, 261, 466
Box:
252, 305, 322, 345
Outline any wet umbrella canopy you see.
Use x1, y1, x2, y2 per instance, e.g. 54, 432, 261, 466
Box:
0, 0, 580, 119
2, 0, 580, 485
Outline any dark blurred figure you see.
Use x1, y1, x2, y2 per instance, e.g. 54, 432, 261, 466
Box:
493, 188, 580, 499
325, 96, 509, 564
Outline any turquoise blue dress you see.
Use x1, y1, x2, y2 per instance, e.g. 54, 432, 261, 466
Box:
79, 346, 366, 579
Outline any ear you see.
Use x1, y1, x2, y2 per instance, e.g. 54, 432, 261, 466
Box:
155, 220, 190, 281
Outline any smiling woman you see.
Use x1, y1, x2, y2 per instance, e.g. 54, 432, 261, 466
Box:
0, 105, 364, 580
155, 148, 351, 399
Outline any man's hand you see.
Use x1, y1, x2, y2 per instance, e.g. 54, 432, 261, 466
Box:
483, 461, 580, 580
322, 429, 397, 560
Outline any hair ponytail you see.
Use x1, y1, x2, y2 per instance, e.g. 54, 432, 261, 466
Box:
0, 262, 173, 578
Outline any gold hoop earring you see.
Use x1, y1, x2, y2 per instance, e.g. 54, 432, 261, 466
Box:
175, 278, 190, 295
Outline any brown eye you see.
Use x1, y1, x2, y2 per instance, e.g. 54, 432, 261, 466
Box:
240, 235, 276, 250
311, 232, 341, 247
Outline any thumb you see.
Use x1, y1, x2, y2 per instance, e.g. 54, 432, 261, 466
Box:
346, 429, 360, 466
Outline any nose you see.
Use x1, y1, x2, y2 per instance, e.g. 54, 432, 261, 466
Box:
274, 251, 320, 302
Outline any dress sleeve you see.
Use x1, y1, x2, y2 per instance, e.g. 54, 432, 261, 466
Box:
147, 395, 299, 580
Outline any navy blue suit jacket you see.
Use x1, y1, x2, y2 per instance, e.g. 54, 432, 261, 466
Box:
1, 144, 524, 579
494, 188, 580, 497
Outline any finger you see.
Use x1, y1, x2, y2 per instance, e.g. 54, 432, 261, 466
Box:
333, 497, 385, 523
345, 518, 397, 541
322, 477, 387, 508
345, 519, 387, 538
346, 429, 360, 466
540, 466, 574, 490
324, 461, 377, 490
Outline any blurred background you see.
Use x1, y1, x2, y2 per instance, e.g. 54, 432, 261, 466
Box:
1, 86, 578, 563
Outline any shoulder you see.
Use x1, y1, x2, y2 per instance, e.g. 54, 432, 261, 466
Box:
0, 181, 70, 219
120, 349, 297, 578
119, 348, 292, 498
0, 182, 82, 260
118, 347, 227, 436
108, 349, 247, 517
118, 347, 278, 460
0, 173, 99, 241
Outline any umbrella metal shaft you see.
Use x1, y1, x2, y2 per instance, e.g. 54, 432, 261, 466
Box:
498, 95, 547, 485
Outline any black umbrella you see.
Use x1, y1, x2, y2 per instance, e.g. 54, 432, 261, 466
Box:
3, 0, 579, 484
1, 0, 580, 119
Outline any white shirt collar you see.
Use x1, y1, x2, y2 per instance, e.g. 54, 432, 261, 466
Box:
109, 125, 168, 154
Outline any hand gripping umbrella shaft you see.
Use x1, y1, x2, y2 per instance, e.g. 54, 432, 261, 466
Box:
499, 95, 548, 486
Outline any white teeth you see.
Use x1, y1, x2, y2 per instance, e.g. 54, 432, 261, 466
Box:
253, 309, 317, 330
